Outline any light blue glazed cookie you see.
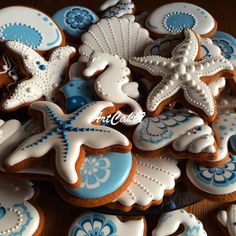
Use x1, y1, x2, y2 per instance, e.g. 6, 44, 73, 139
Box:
0, 6, 63, 51
211, 31, 236, 60
65, 152, 133, 200
53, 6, 99, 39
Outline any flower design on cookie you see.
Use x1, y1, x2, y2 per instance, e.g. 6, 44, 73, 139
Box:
193, 155, 236, 187
80, 155, 111, 189
129, 29, 234, 121
2, 41, 76, 111
71, 214, 117, 236
64, 7, 96, 30
4, 101, 131, 186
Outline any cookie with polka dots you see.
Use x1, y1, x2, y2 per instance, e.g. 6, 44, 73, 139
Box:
1, 40, 76, 111
0, 175, 44, 236
146, 2, 217, 38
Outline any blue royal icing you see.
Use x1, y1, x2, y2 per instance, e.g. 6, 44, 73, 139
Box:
193, 154, 236, 187
61, 80, 95, 113
0, 206, 6, 219
70, 213, 117, 236
53, 6, 99, 38
211, 31, 236, 60
65, 152, 132, 199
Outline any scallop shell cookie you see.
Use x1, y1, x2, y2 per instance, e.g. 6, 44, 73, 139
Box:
58, 152, 136, 207
0, 176, 43, 236
79, 17, 153, 62
146, 2, 217, 37
0, 6, 64, 52
152, 209, 207, 236
109, 155, 181, 212
68, 212, 146, 236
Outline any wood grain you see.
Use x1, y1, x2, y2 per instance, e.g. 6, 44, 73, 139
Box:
1, 0, 235, 235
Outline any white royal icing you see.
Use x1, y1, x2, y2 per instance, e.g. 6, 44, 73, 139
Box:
152, 209, 207, 236
100, 0, 135, 19
114, 155, 180, 208
79, 17, 153, 62
4, 101, 131, 185
217, 204, 236, 236
0, 176, 40, 236
129, 29, 234, 117
0, 6, 63, 51
172, 125, 216, 153
84, 52, 143, 125
68, 212, 145, 236
3, 41, 76, 110
146, 2, 215, 36
209, 77, 226, 97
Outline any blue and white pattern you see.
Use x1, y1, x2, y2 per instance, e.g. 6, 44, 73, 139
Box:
66, 152, 132, 199
0, 6, 63, 51
212, 31, 236, 60
153, 209, 207, 236
4, 101, 130, 186
68, 212, 145, 236
187, 154, 236, 195
53, 6, 99, 38
133, 108, 204, 151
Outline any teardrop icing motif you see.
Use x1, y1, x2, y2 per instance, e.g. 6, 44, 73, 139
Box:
0, 206, 6, 219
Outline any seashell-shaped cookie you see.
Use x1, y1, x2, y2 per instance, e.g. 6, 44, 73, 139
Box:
79, 17, 153, 62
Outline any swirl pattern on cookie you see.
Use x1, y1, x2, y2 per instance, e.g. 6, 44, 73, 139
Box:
4, 101, 131, 186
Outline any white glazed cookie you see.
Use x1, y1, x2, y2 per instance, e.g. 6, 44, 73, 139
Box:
4, 101, 131, 187
2, 41, 76, 110
133, 108, 216, 159
100, 0, 135, 19
0, 6, 63, 51
146, 2, 216, 36
0, 176, 42, 236
217, 204, 236, 236
152, 209, 207, 236
79, 17, 153, 62
129, 29, 234, 121
84, 52, 143, 125
112, 155, 181, 211
68, 212, 146, 236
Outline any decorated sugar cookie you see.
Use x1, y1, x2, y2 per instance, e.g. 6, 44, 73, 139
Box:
186, 153, 236, 201
212, 31, 236, 60
217, 94, 236, 115
0, 176, 43, 236
146, 2, 216, 37
129, 29, 234, 121
53, 6, 99, 40
68, 212, 146, 236
84, 52, 143, 125
4, 101, 132, 187
133, 108, 216, 161
100, 0, 135, 19
0, 6, 64, 51
61, 62, 95, 113
152, 209, 207, 236
79, 17, 153, 62
217, 204, 236, 236
110, 155, 181, 212
59, 152, 135, 207
2, 41, 76, 111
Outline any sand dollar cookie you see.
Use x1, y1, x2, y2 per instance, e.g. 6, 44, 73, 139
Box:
146, 2, 216, 37
0, 6, 65, 52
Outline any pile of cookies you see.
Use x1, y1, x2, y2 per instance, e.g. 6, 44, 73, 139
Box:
0, 1, 236, 235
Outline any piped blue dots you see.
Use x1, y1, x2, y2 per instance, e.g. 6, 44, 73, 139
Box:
36, 61, 40, 65
39, 64, 46, 70
43, 17, 48, 22
219, 125, 226, 130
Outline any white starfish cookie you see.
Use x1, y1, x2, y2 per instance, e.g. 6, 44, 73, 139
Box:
2, 41, 76, 110
152, 209, 207, 236
4, 101, 132, 187
129, 29, 234, 122
84, 52, 143, 125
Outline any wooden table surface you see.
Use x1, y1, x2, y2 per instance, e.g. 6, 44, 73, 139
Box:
1, 0, 236, 235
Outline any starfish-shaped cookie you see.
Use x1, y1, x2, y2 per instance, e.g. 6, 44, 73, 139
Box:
4, 101, 131, 187
129, 29, 234, 121
2, 41, 76, 110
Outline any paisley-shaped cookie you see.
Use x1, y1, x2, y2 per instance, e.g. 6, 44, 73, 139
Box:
0, 6, 64, 51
